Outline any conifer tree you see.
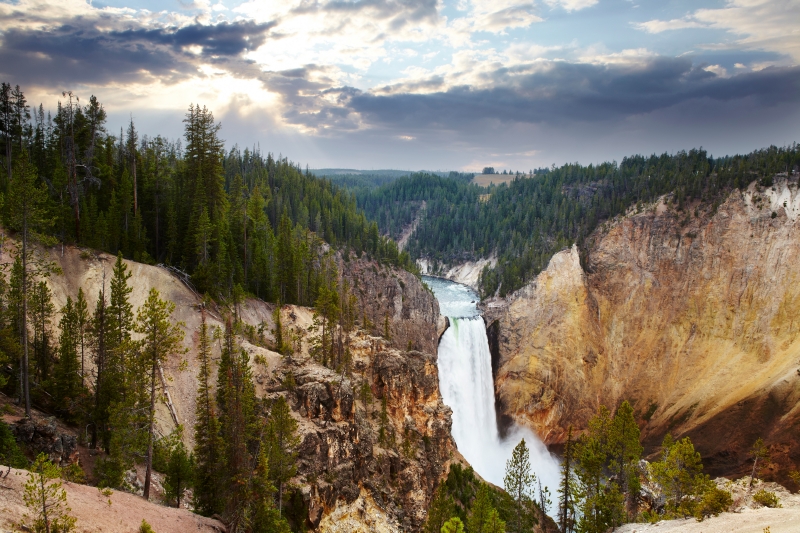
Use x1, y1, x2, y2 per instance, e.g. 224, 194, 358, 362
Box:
6, 152, 54, 416
54, 296, 84, 417
424, 484, 454, 533
23, 453, 77, 533
135, 287, 186, 500
217, 319, 257, 529
29, 280, 54, 384
74, 288, 89, 387
441, 517, 465, 533
504, 439, 537, 533
467, 484, 494, 533
265, 395, 299, 515
164, 440, 194, 508
107, 253, 134, 393
607, 401, 642, 518
557, 427, 577, 533
484, 509, 506, 533
89, 281, 109, 449
193, 307, 225, 517
250, 445, 291, 533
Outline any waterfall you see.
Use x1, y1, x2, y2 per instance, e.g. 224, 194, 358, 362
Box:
437, 314, 560, 495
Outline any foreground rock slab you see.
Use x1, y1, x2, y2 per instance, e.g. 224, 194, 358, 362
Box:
615, 507, 800, 533
0, 467, 225, 533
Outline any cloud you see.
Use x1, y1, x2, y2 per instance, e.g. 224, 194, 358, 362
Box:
636, 0, 800, 62
544, 0, 598, 12
0, 1, 275, 86
266, 58, 800, 134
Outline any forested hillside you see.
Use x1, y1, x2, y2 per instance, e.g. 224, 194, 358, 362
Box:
0, 83, 414, 306
351, 147, 800, 297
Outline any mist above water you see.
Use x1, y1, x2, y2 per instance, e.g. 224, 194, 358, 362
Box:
425, 277, 560, 495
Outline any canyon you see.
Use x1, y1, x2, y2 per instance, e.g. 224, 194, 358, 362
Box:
0, 244, 457, 532
483, 176, 800, 485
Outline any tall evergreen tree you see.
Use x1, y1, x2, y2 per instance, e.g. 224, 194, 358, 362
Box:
193, 306, 225, 517
135, 287, 185, 500
504, 439, 537, 533
557, 427, 577, 533
54, 296, 85, 418
265, 395, 299, 515
5, 152, 54, 417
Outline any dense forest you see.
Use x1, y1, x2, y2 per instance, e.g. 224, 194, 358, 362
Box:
0, 83, 415, 304
350, 146, 800, 297
0, 82, 419, 532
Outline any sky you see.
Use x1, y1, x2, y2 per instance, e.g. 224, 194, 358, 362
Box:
1, 0, 798, 171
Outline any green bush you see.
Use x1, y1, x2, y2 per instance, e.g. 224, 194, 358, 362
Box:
139, 519, 155, 533
695, 485, 733, 520
0, 419, 27, 468
753, 489, 781, 508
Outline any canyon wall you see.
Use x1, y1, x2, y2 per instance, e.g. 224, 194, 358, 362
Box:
3, 243, 454, 531
485, 177, 800, 482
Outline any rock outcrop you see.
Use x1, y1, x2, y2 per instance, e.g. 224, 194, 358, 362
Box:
264, 332, 455, 532
485, 176, 800, 483
4, 242, 453, 531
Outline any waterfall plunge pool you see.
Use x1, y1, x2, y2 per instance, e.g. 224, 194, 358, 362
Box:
424, 276, 560, 497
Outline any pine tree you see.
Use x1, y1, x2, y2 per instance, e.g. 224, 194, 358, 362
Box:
557, 427, 577, 533
250, 445, 291, 533
265, 395, 300, 515
749, 437, 769, 488
574, 406, 624, 533
23, 453, 77, 533
504, 439, 537, 533
74, 288, 89, 387
5, 152, 54, 416
607, 401, 642, 519
193, 307, 225, 517
164, 440, 194, 508
484, 509, 506, 533
54, 296, 84, 418
441, 517, 465, 533
424, 483, 455, 533
135, 287, 186, 500
89, 282, 109, 450
29, 280, 54, 385
217, 319, 257, 529
467, 484, 494, 533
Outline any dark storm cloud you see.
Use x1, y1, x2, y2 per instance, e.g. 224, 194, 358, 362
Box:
111, 20, 276, 57
0, 18, 274, 86
341, 59, 800, 130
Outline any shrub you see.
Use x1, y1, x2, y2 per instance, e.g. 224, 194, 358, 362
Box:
0, 419, 27, 468
753, 489, 781, 508
695, 485, 733, 520
139, 519, 155, 533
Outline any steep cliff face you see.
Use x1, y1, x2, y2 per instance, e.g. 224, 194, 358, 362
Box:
6, 244, 453, 530
486, 177, 800, 480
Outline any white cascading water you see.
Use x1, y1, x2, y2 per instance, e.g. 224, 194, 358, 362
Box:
426, 277, 560, 497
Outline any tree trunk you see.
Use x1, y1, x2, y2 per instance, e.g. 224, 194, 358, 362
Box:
40, 468, 50, 533
22, 215, 31, 418
143, 343, 157, 500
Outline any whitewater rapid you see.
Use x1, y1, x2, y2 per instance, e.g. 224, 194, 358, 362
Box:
425, 277, 560, 496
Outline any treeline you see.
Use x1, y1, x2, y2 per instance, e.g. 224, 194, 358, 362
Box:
352, 145, 800, 297
0, 253, 301, 532
0, 83, 415, 306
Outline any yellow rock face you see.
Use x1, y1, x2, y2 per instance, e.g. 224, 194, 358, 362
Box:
486, 178, 800, 477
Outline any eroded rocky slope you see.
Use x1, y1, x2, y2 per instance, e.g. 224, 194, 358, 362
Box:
485, 176, 800, 483
2, 244, 456, 531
